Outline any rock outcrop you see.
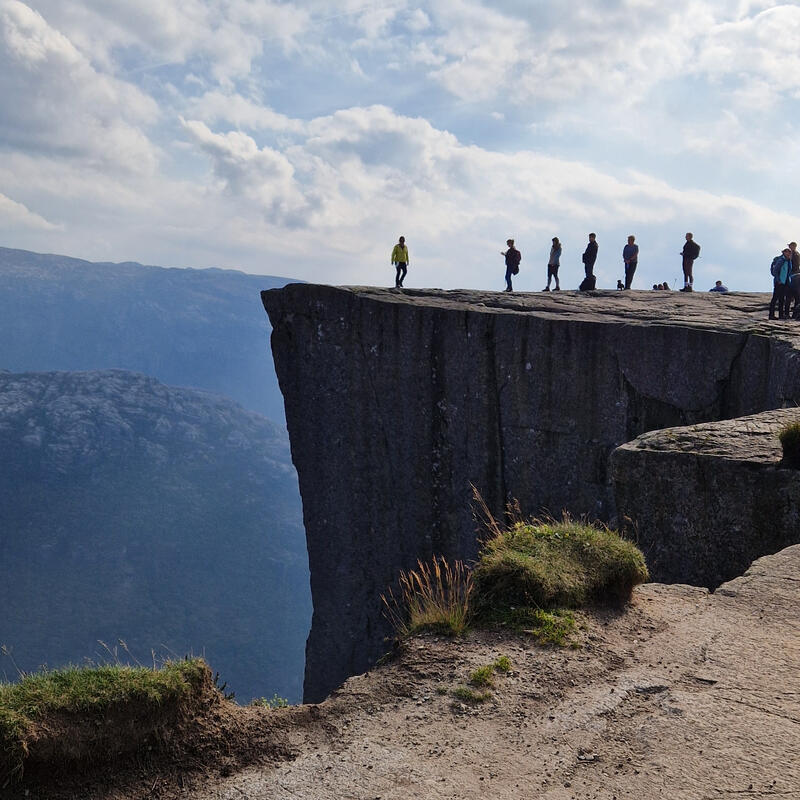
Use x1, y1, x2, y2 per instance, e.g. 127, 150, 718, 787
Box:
262, 285, 800, 702
612, 408, 800, 588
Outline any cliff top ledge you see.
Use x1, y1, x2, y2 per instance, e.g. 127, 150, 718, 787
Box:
265, 284, 790, 339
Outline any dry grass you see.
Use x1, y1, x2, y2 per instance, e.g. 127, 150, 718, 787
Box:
382, 556, 474, 637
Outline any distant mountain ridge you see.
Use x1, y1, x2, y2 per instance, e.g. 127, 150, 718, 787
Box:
0, 246, 296, 421
0, 369, 310, 702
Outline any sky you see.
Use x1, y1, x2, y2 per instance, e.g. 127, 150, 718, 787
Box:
1, 0, 798, 291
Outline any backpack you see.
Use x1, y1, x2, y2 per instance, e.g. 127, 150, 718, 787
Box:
771, 256, 784, 278
509, 248, 521, 275
579, 275, 596, 292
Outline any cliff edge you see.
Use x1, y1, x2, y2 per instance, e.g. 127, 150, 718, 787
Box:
262, 286, 800, 702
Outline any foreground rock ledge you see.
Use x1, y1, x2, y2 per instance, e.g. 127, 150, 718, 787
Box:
192, 544, 800, 800
262, 285, 800, 702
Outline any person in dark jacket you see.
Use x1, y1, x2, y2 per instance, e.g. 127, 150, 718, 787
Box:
502, 239, 521, 292
680, 233, 701, 292
582, 233, 598, 278
769, 248, 793, 319
622, 235, 638, 289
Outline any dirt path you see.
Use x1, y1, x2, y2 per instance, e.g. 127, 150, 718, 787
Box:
179, 544, 800, 800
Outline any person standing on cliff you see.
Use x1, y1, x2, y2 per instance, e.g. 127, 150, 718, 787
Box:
770, 248, 793, 319
622, 235, 638, 289
543, 237, 561, 291
502, 239, 521, 292
679, 233, 701, 292
391, 236, 409, 288
582, 233, 598, 279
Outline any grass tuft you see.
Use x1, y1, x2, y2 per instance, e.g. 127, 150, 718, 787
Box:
382, 491, 648, 647
472, 516, 649, 612
451, 686, 492, 704
382, 556, 473, 637
469, 665, 495, 688
779, 420, 800, 468
0, 659, 210, 785
492, 655, 511, 673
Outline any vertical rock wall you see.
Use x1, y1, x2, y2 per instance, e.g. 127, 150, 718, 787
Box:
612, 409, 800, 588
262, 285, 800, 702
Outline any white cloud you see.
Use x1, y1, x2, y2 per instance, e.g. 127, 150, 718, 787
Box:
0, 191, 61, 231
25, 0, 310, 82
186, 90, 306, 133
0, 1, 159, 172
180, 118, 312, 225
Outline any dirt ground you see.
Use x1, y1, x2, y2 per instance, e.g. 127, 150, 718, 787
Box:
13, 544, 800, 800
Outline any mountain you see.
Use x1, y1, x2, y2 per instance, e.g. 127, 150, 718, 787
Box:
0, 369, 311, 702
0, 246, 293, 421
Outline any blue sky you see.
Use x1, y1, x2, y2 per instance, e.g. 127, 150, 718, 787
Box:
1, 0, 798, 290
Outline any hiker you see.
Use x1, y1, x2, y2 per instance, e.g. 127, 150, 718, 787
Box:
622, 235, 638, 289
680, 233, 701, 292
543, 237, 561, 291
663, 281, 671, 290
582, 233, 598, 278
769, 248, 793, 319
502, 239, 521, 292
709, 280, 728, 293
391, 236, 409, 288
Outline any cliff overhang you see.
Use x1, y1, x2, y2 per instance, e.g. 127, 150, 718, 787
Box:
262, 285, 800, 702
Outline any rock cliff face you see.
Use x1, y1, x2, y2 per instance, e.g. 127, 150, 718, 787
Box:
262, 285, 800, 702
612, 408, 800, 588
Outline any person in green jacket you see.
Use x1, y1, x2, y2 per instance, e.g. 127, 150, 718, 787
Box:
391, 236, 409, 288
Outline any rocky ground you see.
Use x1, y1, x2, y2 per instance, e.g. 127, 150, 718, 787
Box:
27, 542, 796, 800
185, 543, 799, 800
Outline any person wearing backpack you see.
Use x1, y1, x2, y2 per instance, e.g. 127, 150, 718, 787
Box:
769, 248, 793, 319
679, 233, 701, 292
502, 239, 521, 292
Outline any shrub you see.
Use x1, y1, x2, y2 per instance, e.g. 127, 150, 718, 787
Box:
778, 420, 800, 468
472, 516, 649, 613
0, 659, 210, 785
382, 556, 473, 637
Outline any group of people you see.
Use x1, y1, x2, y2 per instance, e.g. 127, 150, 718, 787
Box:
769, 242, 800, 320
390, 232, 728, 295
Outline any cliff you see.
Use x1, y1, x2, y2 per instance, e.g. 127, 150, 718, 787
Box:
612, 408, 800, 587
262, 285, 800, 702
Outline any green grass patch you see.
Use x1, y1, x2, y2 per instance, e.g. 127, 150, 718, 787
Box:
468, 665, 495, 688
492, 655, 511, 673
476, 607, 577, 646
473, 518, 649, 612
451, 686, 492, 704
0, 659, 210, 785
779, 420, 800, 468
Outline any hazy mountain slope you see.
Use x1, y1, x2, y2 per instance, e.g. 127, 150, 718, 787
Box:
0, 369, 311, 702
0, 246, 293, 420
